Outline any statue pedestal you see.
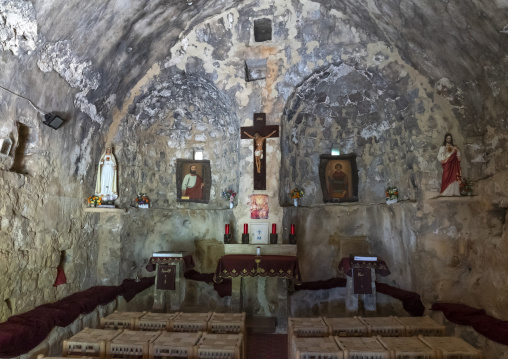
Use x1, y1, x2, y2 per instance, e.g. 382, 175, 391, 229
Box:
84, 207, 126, 286
84, 207, 125, 213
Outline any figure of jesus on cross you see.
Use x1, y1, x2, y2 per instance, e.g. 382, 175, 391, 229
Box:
241, 113, 279, 190
243, 130, 277, 174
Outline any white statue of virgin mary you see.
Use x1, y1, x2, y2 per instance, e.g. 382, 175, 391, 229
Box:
95, 146, 118, 200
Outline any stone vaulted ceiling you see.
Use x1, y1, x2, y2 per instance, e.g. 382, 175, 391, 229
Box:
2, 0, 507, 135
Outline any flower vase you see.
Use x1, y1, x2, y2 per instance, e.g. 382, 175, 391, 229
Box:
386, 198, 397, 205
229, 201, 234, 209
293, 198, 298, 207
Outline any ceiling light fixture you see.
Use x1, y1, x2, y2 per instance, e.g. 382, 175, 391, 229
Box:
43, 113, 65, 130
0, 85, 65, 130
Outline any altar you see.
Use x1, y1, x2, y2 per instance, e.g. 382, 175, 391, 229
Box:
217, 244, 300, 333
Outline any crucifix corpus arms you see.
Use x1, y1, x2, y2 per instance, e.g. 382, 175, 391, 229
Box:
243, 130, 277, 173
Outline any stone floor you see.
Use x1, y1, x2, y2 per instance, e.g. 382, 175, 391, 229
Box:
246, 334, 288, 359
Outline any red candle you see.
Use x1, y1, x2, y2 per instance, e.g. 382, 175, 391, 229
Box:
244, 224, 248, 234
225, 224, 230, 234
290, 224, 295, 235
272, 223, 276, 234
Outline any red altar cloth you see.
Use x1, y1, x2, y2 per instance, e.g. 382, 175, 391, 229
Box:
338, 257, 390, 294
213, 254, 302, 284
145, 254, 195, 272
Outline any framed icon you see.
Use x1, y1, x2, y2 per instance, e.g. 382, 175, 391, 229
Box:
319, 154, 359, 203
176, 159, 211, 203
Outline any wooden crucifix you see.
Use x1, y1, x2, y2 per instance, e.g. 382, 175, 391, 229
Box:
241, 113, 279, 190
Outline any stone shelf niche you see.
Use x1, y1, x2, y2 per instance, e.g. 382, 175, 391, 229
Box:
84, 207, 125, 286
84, 207, 126, 213
224, 244, 296, 256
430, 196, 481, 202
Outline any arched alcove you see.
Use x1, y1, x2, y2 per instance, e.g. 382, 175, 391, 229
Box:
280, 62, 427, 206
117, 71, 240, 209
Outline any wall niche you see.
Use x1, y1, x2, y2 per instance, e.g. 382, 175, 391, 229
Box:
0, 138, 12, 157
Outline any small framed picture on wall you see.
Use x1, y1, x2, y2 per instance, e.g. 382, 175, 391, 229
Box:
176, 159, 211, 203
319, 154, 359, 203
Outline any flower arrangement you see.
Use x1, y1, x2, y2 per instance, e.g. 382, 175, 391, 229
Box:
223, 189, 237, 208
222, 189, 237, 201
385, 187, 399, 201
290, 188, 304, 199
135, 194, 150, 208
87, 195, 101, 207
460, 178, 477, 196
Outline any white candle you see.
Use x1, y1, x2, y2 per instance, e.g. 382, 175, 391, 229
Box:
256, 246, 260, 256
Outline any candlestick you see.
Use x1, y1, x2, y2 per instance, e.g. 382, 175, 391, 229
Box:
224, 233, 233, 244
242, 233, 249, 244
272, 223, 276, 234
244, 223, 248, 234
291, 224, 295, 235
256, 246, 260, 256
270, 233, 278, 244
225, 224, 230, 235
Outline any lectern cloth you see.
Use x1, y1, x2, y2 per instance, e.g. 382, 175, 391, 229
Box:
145, 254, 195, 272
338, 258, 391, 277
339, 257, 390, 295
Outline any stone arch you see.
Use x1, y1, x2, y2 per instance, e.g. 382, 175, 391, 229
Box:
280, 62, 425, 205
117, 71, 239, 208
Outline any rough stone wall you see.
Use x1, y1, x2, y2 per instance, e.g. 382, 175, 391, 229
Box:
281, 61, 440, 205
0, 103, 98, 323
120, 209, 235, 280
419, 197, 508, 320
0, 0, 37, 56
115, 70, 239, 208
283, 203, 417, 287
1, 1, 508, 356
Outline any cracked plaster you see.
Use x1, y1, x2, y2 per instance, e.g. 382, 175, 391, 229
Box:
0, 0, 37, 56
1, 0, 508, 355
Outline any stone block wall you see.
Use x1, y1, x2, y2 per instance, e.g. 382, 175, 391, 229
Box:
0, 164, 98, 323
1, 3, 508, 358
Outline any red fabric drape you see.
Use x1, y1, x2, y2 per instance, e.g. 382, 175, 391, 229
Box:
432, 302, 508, 345
53, 265, 67, 287
376, 282, 425, 317
440, 151, 461, 193
184, 270, 232, 297
0, 277, 154, 357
